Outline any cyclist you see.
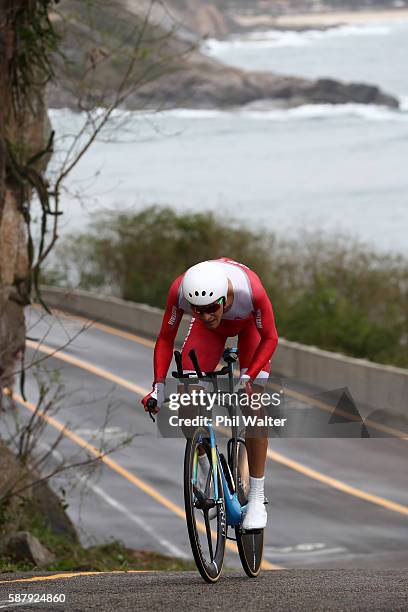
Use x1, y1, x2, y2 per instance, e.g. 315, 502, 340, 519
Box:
142, 258, 278, 530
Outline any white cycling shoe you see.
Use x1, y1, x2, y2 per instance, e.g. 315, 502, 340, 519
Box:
242, 499, 267, 530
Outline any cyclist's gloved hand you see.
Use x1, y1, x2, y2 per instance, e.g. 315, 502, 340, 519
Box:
141, 382, 164, 414
236, 374, 255, 396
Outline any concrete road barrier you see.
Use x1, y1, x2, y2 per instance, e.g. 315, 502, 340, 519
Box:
40, 286, 192, 345
39, 287, 408, 418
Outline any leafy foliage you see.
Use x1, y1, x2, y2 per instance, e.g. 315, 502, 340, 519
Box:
48, 206, 408, 368
10, 0, 61, 113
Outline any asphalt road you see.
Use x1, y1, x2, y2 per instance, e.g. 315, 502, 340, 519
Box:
1, 306, 407, 608
0, 570, 407, 611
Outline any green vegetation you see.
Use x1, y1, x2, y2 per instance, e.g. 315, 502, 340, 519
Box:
0, 537, 194, 573
0, 438, 193, 573
10, 0, 60, 112
0, 494, 193, 573
48, 206, 408, 368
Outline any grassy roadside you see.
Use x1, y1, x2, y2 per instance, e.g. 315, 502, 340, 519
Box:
0, 441, 193, 573
0, 539, 194, 573
0, 503, 194, 573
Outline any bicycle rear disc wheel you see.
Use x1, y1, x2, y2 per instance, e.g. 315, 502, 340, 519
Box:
184, 427, 226, 583
233, 439, 264, 577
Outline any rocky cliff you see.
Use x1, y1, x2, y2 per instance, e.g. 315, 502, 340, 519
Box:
47, 1, 399, 111
160, 1, 408, 37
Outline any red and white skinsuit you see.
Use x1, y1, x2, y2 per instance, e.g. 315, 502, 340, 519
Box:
142, 258, 278, 407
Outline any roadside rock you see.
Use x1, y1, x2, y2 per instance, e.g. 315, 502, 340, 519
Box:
0, 531, 56, 567
31, 481, 79, 543
0, 299, 25, 397
0, 440, 79, 544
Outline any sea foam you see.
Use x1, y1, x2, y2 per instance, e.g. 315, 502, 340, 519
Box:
156, 103, 407, 123
49, 102, 408, 125
203, 23, 393, 55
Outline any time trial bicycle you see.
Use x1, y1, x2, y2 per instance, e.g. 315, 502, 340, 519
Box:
148, 347, 265, 583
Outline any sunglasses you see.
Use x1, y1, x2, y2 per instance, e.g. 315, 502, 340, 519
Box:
190, 297, 224, 315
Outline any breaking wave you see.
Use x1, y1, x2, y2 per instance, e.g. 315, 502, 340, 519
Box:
156, 102, 407, 123
203, 23, 393, 55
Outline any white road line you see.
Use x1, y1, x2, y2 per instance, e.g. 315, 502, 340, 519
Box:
36, 443, 189, 560
264, 544, 347, 557
77, 475, 189, 559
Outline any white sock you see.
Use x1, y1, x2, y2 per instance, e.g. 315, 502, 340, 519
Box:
248, 476, 265, 503
198, 453, 210, 471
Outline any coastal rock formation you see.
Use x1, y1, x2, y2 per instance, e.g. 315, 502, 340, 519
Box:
157, 1, 408, 35
165, 0, 230, 37
138, 1, 408, 31
130, 65, 399, 109
47, 1, 400, 112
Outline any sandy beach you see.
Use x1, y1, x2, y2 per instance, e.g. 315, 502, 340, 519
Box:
235, 8, 408, 30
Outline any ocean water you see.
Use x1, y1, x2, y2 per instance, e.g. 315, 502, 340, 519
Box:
49, 20, 408, 255
203, 22, 408, 97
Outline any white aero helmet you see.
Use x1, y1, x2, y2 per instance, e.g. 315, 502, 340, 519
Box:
182, 261, 228, 306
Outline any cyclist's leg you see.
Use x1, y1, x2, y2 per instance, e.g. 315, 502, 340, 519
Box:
181, 317, 226, 373
237, 321, 271, 479
238, 321, 270, 528
180, 319, 226, 504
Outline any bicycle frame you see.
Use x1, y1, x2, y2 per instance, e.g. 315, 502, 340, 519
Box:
180, 347, 246, 528
216, 442, 243, 526
190, 416, 245, 527
176, 347, 265, 581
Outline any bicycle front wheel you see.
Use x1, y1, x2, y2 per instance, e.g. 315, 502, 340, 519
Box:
233, 439, 264, 577
184, 427, 226, 583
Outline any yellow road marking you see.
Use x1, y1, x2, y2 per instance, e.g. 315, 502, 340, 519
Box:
33, 305, 408, 440
32, 304, 155, 348
25, 340, 408, 517
14, 394, 279, 571
0, 571, 149, 585
268, 382, 408, 440
26, 340, 148, 397
216, 423, 408, 516
267, 448, 408, 516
